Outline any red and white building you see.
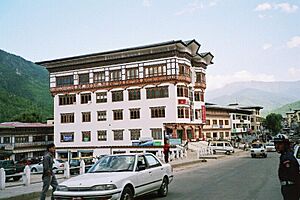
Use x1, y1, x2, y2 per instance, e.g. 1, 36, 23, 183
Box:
38, 40, 213, 158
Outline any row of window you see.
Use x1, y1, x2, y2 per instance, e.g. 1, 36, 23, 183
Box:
59, 86, 204, 105
61, 107, 167, 123
56, 64, 204, 87
205, 132, 230, 138
0, 135, 54, 144
60, 128, 163, 142
205, 119, 230, 126
60, 106, 203, 123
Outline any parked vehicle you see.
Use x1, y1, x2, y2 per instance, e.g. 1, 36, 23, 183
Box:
265, 141, 276, 152
208, 141, 234, 154
54, 153, 173, 200
30, 162, 43, 173
53, 159, 65, 173
250, 142, 267, 158
15, 157, 41, 173
0, 160, 22, 181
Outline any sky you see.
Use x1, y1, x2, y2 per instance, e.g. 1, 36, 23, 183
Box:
0, 0, 300, 91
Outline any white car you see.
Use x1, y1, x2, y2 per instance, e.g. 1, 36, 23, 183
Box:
208, 141, 234, 154
30, 162, 43, 173
250, 143, 267, 158
265, 142, 276, 152
30, 159, 65, 174
54, 153, 173, 200
53, 159, 65, 174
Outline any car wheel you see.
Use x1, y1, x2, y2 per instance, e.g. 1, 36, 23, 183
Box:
31, 168, 37, 173
120, 186, 133, 200
251, 155, 255, 158
213, 150, 216, 155
158, 177, 168, 197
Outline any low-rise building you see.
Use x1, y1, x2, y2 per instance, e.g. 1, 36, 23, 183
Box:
203, 104, 232, 140
0, 122, 54, 161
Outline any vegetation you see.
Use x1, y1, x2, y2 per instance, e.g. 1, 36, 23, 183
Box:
0, 49, 53, 122
263, 113, 283, 135
269, 100, 300, 116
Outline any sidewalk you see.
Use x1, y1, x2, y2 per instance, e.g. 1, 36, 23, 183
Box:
0, 149, 246, 200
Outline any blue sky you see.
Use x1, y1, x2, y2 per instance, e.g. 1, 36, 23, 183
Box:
1, 0, 300, 90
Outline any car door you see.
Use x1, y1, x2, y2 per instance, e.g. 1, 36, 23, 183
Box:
145, 154, 164, 190
135, 155, 153, 196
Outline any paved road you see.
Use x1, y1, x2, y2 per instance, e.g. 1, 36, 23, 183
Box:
138, 151, 282, 200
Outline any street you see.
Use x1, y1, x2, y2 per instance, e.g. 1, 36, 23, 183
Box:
30, 151, 282, 200
138, 151, 282, 200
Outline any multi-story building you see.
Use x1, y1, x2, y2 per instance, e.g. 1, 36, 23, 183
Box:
238, 106, 264, 135
0, 122, 54, 161
37, 40, 214, 158
203, 104, 232, 141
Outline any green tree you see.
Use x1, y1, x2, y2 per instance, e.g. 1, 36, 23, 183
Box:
264, 113, 283, 135
10, 111, 43, 123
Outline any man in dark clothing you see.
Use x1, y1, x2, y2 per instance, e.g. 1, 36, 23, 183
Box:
40, 143, 58, 200
274, 134, 300, 200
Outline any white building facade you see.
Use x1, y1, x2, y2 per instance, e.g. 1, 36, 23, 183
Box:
38, 40, 213, 158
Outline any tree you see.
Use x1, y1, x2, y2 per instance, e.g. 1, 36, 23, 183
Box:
264, 113, 283, 135
10, 111, 43, 123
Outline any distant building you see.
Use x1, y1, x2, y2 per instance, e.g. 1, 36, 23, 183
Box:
37, 40, 214, 158
203, 104, 232, 140
0, 122, 54, 161
238, 106, 264, 134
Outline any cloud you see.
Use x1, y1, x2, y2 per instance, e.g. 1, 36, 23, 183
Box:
275, 3, 298, 13
262, 43, 272, 50
287, 36, 300, 48
175, 0, 217, 16
143, 0, 151, 7
255, 2, 298, 14
206, 70, 275, 90
288, 67, 300, 80
255, 3, 272, 11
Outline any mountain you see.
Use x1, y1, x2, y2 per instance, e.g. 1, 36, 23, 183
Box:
0, 49, 53, 122
206, 81, 300, 116
269, 100, 300, 116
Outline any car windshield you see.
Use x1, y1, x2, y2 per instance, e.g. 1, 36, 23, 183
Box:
252, 143, 263, 148
266, 143, 274, 146
88, 155, 135, 173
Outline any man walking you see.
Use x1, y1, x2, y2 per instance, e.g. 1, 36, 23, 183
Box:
274, 134, 300, 200
40, 143, 58, 200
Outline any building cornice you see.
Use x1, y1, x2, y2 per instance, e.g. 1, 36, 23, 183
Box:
36, 40, 213, 73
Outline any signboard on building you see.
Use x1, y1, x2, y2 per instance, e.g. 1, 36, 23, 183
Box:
202, 105, 206, 122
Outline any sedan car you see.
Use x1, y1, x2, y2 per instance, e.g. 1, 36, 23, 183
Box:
54, 153, 173, 200
250, 142, 267, 158
265, 142, 276, 152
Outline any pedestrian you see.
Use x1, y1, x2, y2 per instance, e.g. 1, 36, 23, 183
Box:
163, 139, 170, 163
274, 134, 300, 200
40, 143, 58, 200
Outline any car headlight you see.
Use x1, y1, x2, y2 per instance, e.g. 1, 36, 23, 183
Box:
91, 184, 117, 191
56, 185, 68, 191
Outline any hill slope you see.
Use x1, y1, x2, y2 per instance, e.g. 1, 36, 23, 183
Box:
0, 49, 53, 122
270, 100, 300, 116
206, 81, 300, 115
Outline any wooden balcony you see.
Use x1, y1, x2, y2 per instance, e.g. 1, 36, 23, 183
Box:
50, 75, 191, 94
194, 82, 206, 89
